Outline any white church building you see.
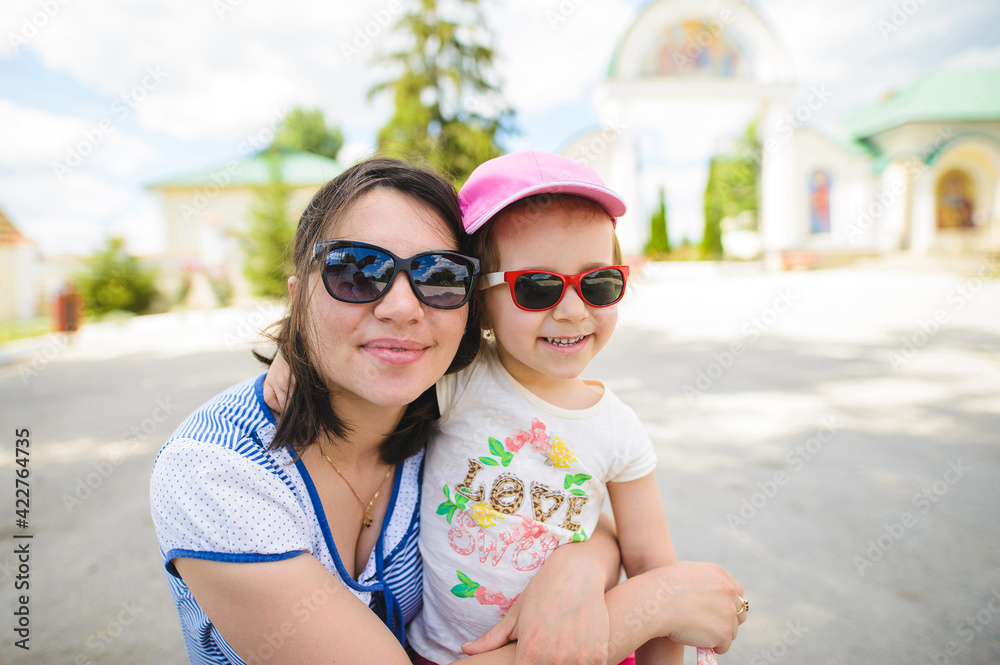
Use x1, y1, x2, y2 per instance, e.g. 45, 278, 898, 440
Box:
559, 0, 1000, 264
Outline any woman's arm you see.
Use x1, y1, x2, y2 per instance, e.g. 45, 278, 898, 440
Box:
607, 473, 683, 665
175, 554, 414, 664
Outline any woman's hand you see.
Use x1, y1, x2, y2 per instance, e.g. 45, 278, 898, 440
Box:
262, 349, 292, 414
462, 514, 621, 665
462, 552, 610, 665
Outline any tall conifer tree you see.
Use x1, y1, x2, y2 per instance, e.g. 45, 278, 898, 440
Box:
370, 0, 513, 183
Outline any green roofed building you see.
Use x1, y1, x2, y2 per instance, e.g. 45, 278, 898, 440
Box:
836, 68, 1000, 255
555, 0, 1000, 262
147, 150, 343, 305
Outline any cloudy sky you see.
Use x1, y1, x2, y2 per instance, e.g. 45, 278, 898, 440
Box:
2, 0, 999, 257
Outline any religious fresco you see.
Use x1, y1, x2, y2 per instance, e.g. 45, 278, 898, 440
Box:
936, 169, 975, 229
642, 19, 746, 77
809, 171, 832, 234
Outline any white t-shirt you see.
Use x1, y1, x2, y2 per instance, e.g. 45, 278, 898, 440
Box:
408, 345, 657, 663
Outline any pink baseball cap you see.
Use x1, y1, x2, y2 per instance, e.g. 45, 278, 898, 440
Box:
459, 150, 627, 234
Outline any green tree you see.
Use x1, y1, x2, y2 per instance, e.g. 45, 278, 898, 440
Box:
241, 155, 295, 299
702, 121, 760, 258
370, 0, 514, 183
645, 187, 671, 258
77, 237, 159, 316
271, 107, 344, 160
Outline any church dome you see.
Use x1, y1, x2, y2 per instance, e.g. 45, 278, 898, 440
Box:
607, 0, 791, 85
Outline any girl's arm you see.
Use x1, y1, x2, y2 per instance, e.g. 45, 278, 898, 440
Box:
607, 473, 684, 665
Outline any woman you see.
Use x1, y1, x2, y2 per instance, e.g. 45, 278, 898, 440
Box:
151, 158, 745, 665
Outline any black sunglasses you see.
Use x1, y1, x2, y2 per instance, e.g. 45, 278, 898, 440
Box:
313, 241, 480, 310
480, 266, 629, 311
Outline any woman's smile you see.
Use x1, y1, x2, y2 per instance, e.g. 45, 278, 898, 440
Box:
362, 337, 431, 366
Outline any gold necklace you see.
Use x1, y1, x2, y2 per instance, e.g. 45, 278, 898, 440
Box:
320, 445, 394, 528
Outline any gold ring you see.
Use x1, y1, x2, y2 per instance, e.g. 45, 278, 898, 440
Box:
736, 596, 749, 615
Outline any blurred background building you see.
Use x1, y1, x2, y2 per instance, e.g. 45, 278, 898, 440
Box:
146, 149, 343, 307
0, 208, 39, 320
563, 0, 1000, 264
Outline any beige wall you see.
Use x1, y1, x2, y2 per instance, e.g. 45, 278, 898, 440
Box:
152, 184, 322, 304
0, 243, 39, 321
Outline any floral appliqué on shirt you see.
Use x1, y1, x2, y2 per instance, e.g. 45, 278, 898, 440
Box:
437, 417, 595, 612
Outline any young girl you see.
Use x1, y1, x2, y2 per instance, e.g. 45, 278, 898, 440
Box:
262, 153, 747, 664
406, 151, 684, 665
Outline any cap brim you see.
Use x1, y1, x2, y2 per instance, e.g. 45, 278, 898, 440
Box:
464, 181, 627, 234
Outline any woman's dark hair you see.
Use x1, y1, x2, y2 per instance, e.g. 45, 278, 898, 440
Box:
261, 157, 482, 463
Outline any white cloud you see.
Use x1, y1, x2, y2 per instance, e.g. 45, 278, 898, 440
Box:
0, 107, 167, 252
489, 0, 636, 114
0, 99, 171, 255
10, 0, 404, 142
0, 171, 134, 253
0, 99, 90, 167
944, 43, 1000, 70
8, 0, 638, 144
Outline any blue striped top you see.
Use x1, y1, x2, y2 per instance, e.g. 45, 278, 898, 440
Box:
150, 373, 424, 665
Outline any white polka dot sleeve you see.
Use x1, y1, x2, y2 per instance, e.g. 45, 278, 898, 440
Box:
150, 437, 311, 576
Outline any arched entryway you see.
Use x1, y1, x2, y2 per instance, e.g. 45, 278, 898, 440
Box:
936, 169, 975, 229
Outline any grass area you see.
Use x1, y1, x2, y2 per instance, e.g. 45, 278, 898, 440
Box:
0, 317, 52, 344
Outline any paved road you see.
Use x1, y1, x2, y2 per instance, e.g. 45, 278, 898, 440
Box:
1, 263, 998, 664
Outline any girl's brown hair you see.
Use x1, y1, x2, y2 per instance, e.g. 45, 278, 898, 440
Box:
261, 157, 482, 463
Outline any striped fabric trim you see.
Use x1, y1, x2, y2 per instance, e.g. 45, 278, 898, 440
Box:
384, 457, 424, 624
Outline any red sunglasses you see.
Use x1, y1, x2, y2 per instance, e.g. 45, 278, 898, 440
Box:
481, 266, 629, 311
